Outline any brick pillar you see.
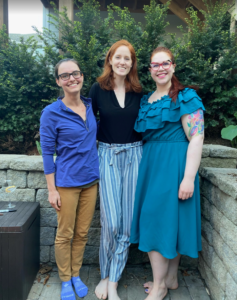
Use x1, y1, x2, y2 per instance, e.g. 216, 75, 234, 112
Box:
0, 0, 8, 34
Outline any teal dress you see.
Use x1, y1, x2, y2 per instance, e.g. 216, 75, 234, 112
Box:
130, 88, 205, 259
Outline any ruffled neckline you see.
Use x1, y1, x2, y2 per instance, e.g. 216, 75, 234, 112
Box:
134, 88, 205, 133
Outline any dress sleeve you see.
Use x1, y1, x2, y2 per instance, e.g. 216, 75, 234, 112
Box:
40, 108, 57, 175
88, 83, 98, 118
177, 88, 205, 117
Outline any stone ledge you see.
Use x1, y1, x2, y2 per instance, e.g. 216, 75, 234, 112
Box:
203, 145, 237, 158
10, 156, 44, 171
0, 155, 27, 169
199, 167, 237, 200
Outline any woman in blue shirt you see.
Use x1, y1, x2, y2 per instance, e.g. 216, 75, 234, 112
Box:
40, 58, 99, 300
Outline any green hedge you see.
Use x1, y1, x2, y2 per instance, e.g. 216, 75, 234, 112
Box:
0, 0, 237, 152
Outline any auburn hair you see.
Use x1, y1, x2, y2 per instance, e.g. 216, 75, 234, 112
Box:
151, 47, 198, 102
97, 40, 142, 93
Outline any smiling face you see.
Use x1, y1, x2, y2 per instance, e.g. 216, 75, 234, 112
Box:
109, 46, 133, 78
56, 61, 83, 95
150, 52, 175, 88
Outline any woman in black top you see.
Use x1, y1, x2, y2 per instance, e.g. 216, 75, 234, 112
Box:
89, 40, 143, 300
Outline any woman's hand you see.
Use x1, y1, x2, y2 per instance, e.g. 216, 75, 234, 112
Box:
48, 189, 61, 211
178, 177, 194, 200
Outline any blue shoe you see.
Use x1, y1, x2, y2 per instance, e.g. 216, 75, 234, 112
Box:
72, 276, 88, 298
61, 280, 76, 300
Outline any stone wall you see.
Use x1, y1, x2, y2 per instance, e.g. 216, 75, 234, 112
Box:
0, 144, 237, 275
199, 167, 237, 300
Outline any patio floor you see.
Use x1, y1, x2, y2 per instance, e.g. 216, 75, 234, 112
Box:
27, 265, 211, 300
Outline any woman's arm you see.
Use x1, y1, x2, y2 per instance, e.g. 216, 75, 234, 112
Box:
45, 173, 61, 211
40, 109, 61, 210
179, 109, 204, 200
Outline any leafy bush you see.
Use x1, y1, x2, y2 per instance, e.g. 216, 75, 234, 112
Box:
166, 1, 237, 129
1, 0, 237, 153
221, 112, 237, 147
0, 27, 57, 151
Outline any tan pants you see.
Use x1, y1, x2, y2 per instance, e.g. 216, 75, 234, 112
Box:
55, 184, 98, 282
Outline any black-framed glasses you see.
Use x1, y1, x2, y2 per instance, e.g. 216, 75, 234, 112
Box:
58, 71, 83, 81
150, 60, 172, 71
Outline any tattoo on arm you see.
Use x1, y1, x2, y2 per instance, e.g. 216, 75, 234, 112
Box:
187, 109, 204, 138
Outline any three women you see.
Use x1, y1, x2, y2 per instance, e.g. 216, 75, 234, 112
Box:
41, 42, 204, 300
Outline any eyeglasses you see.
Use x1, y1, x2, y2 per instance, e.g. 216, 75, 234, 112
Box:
58, 71, 83, 81
150, 60, 172, 71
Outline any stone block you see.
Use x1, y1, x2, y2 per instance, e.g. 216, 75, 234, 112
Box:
169, 287, 190, 300
0, 188, 35, 202
209, 204, 223, 234
9, 155, 44, 171
7, 169, 27, 188
179, 255, 198, 269
188, 285, 211, 300
201, 217, 213, 246
0, 155, 26, 169
200, 157, 237, 169
40, 246, 50, 263
201, 236, 214, 268
50, 245, 56, 263
220, 215, 237, 255
211, 251, 227, 291
36, 189, 51, 208
127, 244, 149, 264
199, 255, 225, 300
202, 145, 210, 158
16, 189, 35, 202
28, 171, 47, 189
200, 179, 213, 203
87, 228, 101, 247
201, 196, 211, 221
83, 246, 99, 264
40, 208, 58, 227
0, 170, 6, 187
183, 274, 204, 287
40, 227, 55, 246
226, 273, 237, 300
204, 144, 237, 158
212, 230, 237, 284
198, 254, 208, 282
199, 167, 237, 200
0, 188, 17, 202
212, 186, 237, 227
90, 210, 100, 228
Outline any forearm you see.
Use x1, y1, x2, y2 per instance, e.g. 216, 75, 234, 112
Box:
45, 173, 56, 191
184, 135, 204, 181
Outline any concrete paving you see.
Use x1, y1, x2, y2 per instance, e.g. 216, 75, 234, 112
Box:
27, 265, 211, 300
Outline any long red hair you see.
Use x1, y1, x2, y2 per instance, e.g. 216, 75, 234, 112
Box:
151, 47, 198, 102
97, 40, 142, 93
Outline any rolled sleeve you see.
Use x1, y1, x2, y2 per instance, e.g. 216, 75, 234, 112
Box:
40, 109, 57, 175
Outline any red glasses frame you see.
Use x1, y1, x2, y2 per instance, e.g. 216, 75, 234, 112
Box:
150, 60, 172, 71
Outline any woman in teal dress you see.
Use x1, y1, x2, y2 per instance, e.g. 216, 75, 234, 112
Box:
130, 47, 205, 300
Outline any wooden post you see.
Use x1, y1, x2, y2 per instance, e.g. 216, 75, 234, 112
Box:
229, 0, 237, 35
59, 0, 74, 22
0, 0, 8, 34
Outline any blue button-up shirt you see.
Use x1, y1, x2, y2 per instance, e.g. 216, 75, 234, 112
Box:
40, 96, 99, 187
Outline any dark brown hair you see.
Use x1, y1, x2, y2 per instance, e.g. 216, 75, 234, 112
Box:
54, 58, 80, 79
97, 40, 142, 93
151, 47, 198, 102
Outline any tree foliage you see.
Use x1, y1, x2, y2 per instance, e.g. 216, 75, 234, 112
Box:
0, 0, 236, 152
0, 27, 57, 149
